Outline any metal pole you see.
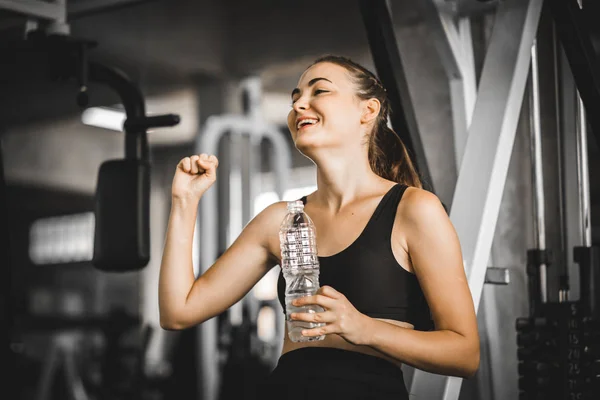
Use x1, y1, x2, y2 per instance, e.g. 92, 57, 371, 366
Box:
0, 137, 14, 397
227, 131, 244, 327
573, 90, 599, 319
529, 39, 548, 304
196, 117, 230, 400
553, 20, 571, 303
575, 94, 592, 247
88, 62, 148, 161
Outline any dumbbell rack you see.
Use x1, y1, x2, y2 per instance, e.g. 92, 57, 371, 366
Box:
517, 247, 600, 399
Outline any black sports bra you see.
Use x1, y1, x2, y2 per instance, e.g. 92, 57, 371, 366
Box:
277, 184, 433, 331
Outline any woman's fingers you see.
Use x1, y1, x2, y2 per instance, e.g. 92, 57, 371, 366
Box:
172, 154, 220, 200
197, 154, 210, 170
197, 154, 218, 177
208, 154, 219, 168
292, 294, 336, 310
190, 155, 200, 174
317, 285, 343, 299
178, 154, 219, 175
301, 325, 333, 338
178, 157, 191, 173
290, 310, 336, 324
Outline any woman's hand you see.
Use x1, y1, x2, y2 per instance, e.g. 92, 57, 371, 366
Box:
172, 154, 219, 202
290, 285, 369, 346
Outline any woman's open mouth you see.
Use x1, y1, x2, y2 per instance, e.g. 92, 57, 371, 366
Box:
297, 118, 319, 131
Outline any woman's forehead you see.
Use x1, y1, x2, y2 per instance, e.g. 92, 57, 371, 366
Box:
297, 62, 349, 86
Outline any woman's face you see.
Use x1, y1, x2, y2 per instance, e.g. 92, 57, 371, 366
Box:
287, 62, 365, 156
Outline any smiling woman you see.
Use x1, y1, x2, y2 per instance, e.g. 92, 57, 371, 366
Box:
157, 55, 480, 400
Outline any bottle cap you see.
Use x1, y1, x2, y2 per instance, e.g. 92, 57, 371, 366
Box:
287, 200, 304, 211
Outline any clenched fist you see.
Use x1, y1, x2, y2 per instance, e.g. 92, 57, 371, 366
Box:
171, 153, 219, 202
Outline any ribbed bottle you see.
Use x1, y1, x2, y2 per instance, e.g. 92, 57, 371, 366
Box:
279, 200, 325, 342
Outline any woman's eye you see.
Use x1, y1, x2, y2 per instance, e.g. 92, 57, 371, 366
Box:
290, 90, 328, 106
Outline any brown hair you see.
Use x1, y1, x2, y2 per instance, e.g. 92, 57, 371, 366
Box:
309, 55, 422, 188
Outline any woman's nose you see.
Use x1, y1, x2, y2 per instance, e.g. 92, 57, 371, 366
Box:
293, 97, 308, 112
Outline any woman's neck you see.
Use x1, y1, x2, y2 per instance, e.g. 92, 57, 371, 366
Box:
311, 151, 385, 213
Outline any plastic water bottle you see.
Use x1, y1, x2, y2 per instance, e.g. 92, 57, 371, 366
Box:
279, 200, 325, 342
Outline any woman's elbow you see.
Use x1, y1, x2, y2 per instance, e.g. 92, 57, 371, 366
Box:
159, 311, 191, 330
159, 309, 205, 330
461, 344, 480, 378
160, 318, 186, 330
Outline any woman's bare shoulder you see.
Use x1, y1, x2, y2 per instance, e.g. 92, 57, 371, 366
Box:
397, 186, 448, 225
251, 200, 289, 229
247, 200, 292, 261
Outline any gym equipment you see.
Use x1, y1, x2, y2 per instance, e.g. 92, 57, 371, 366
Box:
4, 29, 181, 271
83, 57, 180, 272
550, 0, 600, 150
516, 27, 600, 399
93, 112, 179, 272
13, 307, 153, 400
196, 77, 292, 400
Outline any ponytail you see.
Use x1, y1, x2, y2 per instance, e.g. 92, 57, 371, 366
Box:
368, 121, 422, 188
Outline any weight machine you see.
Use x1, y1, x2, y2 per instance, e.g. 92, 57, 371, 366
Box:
0, 1, 180, 398
515, 1, 600, 398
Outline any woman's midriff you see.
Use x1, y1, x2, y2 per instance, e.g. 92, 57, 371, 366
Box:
280, 318, 414, 369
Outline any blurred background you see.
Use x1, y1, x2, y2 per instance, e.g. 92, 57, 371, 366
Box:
1, 0, 599, 399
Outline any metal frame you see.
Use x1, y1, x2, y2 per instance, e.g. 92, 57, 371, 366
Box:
575, 94, 592, 248
0, 0, 65, 21
419, 0, 477, 167
409, 0, 543, 398
549, 0, 600, 150
0, 134, 13, 396
0, 0, 151, 33
529, 39, 549, 304
194, 79, 292, 400
452, 0, 501, 17
358, 0, 434, 192
557, 39, 583, 302
36, 334, 89, 400
0, 0, 69, 34
68, 0, 152, 18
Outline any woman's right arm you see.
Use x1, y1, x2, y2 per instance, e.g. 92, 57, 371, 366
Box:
158, 153, 285, 330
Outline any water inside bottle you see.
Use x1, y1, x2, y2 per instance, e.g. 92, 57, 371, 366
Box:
285, 293, 326, 342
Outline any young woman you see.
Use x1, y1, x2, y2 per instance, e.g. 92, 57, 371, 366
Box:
158, 55, 480, 399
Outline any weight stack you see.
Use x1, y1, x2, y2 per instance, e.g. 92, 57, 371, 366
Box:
517, 302, 600, 399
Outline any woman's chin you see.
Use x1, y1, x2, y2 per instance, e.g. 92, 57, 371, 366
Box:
294, 132, 328, 151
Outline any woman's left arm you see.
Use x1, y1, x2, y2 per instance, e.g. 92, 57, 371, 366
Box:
292, 189, 480, 378
365, 188, 480, 377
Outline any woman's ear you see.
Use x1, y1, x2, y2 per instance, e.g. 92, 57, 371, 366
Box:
361, 98, 381, 125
